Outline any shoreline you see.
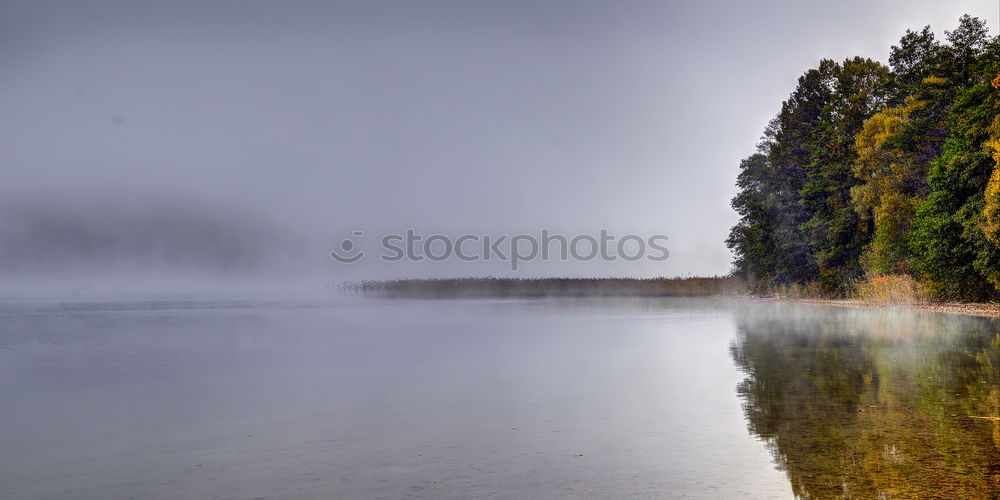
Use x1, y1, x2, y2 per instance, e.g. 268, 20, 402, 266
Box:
344, 277, 1000, 318
749, 296, 1000, 319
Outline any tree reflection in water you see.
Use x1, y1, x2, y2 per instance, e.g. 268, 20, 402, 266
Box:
731, 303, 1000, 498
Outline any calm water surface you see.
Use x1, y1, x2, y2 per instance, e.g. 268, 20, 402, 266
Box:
1, 297, 998, 499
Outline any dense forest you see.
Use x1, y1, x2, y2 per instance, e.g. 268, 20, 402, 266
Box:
727, 15, 1000, 301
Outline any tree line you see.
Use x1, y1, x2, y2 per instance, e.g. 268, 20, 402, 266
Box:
727, 15, 1000, 301
344, 276, 744, 298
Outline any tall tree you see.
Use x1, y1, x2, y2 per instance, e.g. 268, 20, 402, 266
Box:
727, 153, 778, 288
888, 26, 942, 103
851, 97, 928, 274
798, 58, 891, 293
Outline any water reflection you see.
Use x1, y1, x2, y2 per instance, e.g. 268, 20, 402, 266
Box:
731, 304, 1000, 498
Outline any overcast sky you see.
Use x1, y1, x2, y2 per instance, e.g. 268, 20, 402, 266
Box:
1, 1, 998, 291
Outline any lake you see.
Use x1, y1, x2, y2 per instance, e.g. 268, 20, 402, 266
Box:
1, 297, 998, 498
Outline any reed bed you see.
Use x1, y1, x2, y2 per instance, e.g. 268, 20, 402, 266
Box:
343, 276, 747, 298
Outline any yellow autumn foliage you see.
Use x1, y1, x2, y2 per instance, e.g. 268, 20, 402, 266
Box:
922, 75, 947, 86
982, 112, 1000, 245
852, 98, 926, 273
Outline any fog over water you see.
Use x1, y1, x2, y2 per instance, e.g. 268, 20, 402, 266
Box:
3, 297, 998, 498
2, 1, 998, 294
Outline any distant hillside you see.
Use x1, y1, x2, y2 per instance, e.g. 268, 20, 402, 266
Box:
0, 195, 295, 275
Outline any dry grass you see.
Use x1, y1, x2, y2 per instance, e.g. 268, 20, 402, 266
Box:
852, 274, 926, 305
